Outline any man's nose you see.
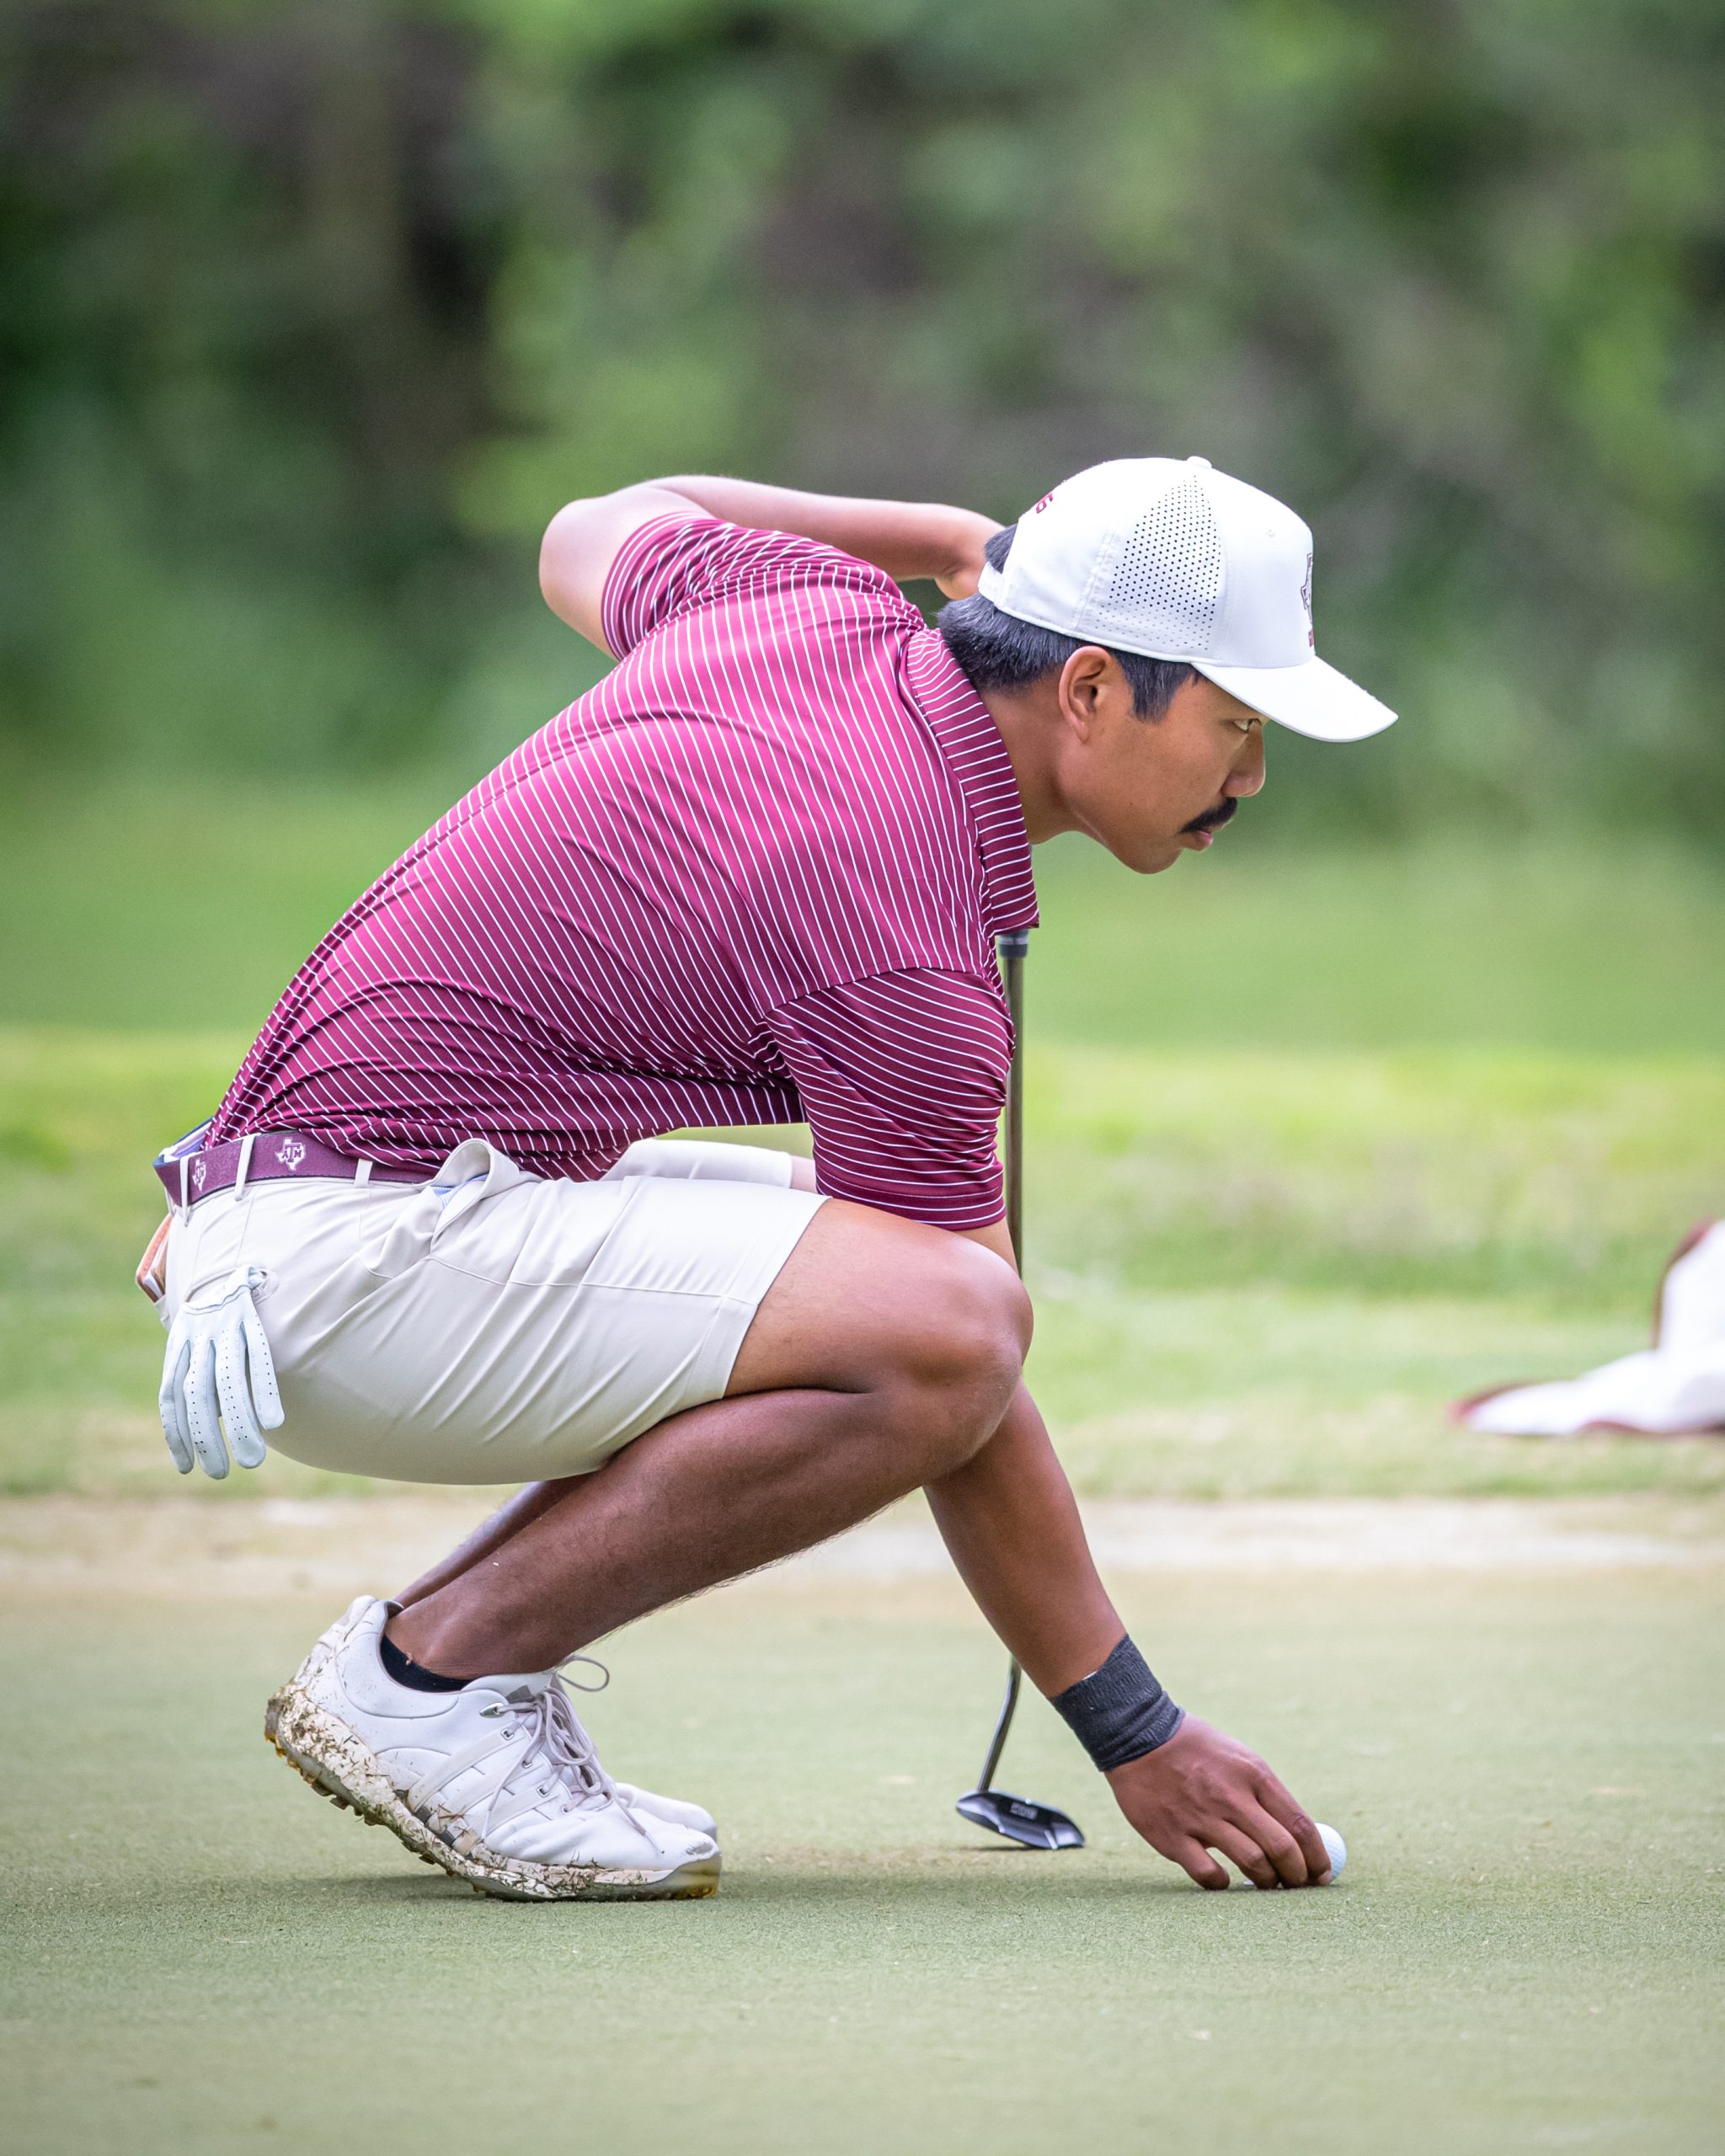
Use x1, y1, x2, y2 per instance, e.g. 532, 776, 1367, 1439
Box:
1226, 731, 1267, 798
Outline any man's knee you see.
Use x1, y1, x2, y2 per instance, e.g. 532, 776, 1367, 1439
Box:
725, 1200, 1028, 1431
884, 1238, 1029, 1471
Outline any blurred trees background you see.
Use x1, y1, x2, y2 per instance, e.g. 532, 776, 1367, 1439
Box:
3, 0, 1721, 830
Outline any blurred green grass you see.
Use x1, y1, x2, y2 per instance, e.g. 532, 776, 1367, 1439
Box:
2, 784, 1722, 1502
1025, 1047, 1725, 1497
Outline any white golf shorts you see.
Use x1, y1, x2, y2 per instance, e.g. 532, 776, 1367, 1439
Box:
162, 1137, 827, 1485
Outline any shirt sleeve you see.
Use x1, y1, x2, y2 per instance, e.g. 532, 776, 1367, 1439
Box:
601, 513, 918, 661
764, 969, 1011, 1230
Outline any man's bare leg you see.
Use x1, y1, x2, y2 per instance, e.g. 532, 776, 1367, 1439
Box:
380, 1195, 1331, 1891
385, 1200, 1030, 1677
391, 1482, 570, 1612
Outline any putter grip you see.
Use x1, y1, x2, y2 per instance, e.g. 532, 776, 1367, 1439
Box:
1050, 1636, 1184, 1770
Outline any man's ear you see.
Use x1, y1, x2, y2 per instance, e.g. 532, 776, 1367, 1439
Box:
1055, 645, 1119, 739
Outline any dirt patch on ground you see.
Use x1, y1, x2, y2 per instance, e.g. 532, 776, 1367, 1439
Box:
1, 1492, 1720, 1600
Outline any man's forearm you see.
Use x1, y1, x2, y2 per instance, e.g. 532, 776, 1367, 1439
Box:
657, 475, 996, 593
540, 474, 996, 656
923, 1381, 1124, 1698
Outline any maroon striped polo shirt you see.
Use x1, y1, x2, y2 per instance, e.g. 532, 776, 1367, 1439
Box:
206, 515, 1038, 1228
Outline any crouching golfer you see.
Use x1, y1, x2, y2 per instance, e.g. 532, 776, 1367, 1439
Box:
142, 456, 1395, 1903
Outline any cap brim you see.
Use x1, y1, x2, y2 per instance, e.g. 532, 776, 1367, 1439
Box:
1195, 655, 1397, 743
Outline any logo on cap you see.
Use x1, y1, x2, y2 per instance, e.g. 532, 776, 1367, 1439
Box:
1300, 551, 1314, 648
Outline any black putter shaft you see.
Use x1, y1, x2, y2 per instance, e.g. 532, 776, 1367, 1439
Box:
996, 926, 1028, 1752
953, 929, 1086, 1851
976, 1658, 1021, 1795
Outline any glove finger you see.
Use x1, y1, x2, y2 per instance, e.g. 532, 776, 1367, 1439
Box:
228, 1412, 270, 1473
185, 1334, 230, 1480
240, 1298, 284, 1433
158, 1327, 195, 1475
215, 1315, 266, 1470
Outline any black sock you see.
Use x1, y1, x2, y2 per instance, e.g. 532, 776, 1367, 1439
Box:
378, 1629, 468, 1693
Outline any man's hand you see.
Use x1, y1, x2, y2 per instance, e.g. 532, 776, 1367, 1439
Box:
158, 1264, 283, 1478
1106, 1715, 1333, 1890
932, 510, 1001, 600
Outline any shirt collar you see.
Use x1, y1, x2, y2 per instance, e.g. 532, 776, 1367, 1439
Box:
904, 628, 1039, 939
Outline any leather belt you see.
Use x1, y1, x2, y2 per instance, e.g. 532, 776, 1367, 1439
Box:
153, 1123, 429, 1209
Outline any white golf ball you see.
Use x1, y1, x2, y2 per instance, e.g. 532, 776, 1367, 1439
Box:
1251, 1819, 1346, 1886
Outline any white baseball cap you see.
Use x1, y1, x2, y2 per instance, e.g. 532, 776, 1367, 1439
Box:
976, 456, 1396, 743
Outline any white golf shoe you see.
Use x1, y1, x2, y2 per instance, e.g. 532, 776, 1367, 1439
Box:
613, 1780, 718, 1838
265, 1598, 720, 1901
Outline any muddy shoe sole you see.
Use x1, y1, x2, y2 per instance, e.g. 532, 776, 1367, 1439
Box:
264, 1683, 721, 1903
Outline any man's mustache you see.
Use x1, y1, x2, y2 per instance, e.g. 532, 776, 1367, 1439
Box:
1179, 797, 1239, 837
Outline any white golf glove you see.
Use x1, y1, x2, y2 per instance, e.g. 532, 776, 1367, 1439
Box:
158, 1265, 283, 1478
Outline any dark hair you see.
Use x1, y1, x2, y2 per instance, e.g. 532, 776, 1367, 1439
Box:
937, 525, 1196, 719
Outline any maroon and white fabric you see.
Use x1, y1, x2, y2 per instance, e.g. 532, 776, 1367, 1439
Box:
207, 516, 1038, 1230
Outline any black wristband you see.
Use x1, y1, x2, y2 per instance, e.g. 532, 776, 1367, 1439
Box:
1050, 1636, 1184, 1771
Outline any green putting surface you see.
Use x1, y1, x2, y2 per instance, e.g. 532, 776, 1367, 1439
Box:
4, 1562, 1720, 2154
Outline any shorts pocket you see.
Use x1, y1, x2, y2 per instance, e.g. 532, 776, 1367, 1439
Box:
429, 1176, 631, 1291
168, 1195, 255, 1314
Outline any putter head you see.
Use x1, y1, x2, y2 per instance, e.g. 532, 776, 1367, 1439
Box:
957, 1788, 1086, 1851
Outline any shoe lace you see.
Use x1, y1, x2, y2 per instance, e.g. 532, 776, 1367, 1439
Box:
524, 1662, 611, 1796
489, 1657, 653, 1833
406, 1652, 651, 1835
